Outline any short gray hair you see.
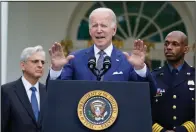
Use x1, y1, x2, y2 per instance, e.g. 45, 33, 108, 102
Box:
89, 7, 117, 28
20, 45, 45, 62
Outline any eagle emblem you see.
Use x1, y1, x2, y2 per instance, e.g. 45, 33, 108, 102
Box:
89, 100, 108, 121
77, 90, 118, 130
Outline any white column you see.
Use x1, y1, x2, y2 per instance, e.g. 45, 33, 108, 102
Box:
194, 2, 196, 67
1, 2, 8, 85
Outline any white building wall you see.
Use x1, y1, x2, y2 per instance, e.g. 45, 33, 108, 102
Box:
7, 2, 78, 84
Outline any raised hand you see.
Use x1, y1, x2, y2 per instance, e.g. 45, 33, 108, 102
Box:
49, 42, 74, 71
123, 39, 147, 70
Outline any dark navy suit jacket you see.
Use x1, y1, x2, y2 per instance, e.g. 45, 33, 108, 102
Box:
1, 78, 46, 132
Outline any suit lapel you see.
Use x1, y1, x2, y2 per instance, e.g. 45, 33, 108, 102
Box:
38, 83, 46, 124
104, 47, 122, 80
14, 78, 37, 124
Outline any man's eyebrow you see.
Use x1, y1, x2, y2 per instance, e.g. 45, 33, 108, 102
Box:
165, 40, 179, 43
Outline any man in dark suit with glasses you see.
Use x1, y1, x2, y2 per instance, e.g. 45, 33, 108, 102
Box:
1, 45, 47, 132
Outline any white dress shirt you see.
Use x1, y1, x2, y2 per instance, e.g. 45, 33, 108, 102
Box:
21, 76, 40, 110
50, 43, 147, 79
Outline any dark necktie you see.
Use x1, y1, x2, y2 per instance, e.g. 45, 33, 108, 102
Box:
30, 87, 39, 121
96, 50, 105, 71
172, 68, 178, 76
170, 68, 178, 86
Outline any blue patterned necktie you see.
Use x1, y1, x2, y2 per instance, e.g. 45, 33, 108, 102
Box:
97, 50, 105, 71
30, 87, 39, 121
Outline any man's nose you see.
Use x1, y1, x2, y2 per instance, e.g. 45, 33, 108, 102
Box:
97, 26, 102, 33
166, 44, 173, 49
37, 61, 44, 67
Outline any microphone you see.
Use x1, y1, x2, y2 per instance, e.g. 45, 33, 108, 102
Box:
88, 57, 96, 70
88, 57, 99, 79
99, 56, 111, 77
102, 56, 111, 70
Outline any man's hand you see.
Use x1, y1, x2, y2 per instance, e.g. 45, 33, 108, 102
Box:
123, 39, 147, 70
49, 42, 74, 71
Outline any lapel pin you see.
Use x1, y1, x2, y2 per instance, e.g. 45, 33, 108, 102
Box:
116, 59, 119, 61
187, 72, 191, 75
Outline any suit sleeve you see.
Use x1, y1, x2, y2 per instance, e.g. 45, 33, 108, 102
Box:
45, 59, 74, 90
1, 86, 11, 132
129, 67, 157, 97
129, 67, 157, 98
58, 61, 74, 80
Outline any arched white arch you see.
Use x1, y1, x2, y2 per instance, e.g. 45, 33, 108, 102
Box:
66, 2, 94, 48
67, 2, 195, 45
170, 2, 195, 44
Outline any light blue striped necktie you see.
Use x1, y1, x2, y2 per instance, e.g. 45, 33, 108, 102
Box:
30, 87, 39, 121
97, 50, 105, 71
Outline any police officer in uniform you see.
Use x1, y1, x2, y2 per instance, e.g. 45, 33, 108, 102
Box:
151, 31, 195, 132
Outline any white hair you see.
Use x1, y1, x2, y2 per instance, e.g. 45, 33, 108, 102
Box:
20, 45, 45, 62
88, 7, 117, 28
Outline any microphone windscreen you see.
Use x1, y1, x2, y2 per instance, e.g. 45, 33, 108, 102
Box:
88, 57, 96, 69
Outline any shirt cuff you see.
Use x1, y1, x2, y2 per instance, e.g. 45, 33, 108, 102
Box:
134, 64, 147, 77
49, 67, 62, 80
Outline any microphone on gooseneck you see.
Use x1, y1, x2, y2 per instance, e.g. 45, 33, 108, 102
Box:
88, 57, 99, 79
99, 56, 111, 78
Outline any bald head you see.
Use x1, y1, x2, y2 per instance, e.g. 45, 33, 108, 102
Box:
89, 7, 117, 28
166, 31, 188, 46
164, 30, 189, 64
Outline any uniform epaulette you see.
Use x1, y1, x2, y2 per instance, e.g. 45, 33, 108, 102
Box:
151, 67, 164, 76
152, 67, 163, 72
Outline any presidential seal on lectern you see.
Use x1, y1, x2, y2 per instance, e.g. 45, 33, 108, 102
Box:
77, 90, 118, 130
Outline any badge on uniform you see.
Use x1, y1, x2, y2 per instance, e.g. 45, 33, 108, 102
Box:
187, 72, 191, 75
188, 80, 194, 85
154, 88, 165, 97
188, 80, 195, 91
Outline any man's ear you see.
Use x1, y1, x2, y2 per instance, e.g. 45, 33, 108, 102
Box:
20, 61, 25, 71
113, 25, 117, 36
89, 27, 92, 37
184, 45, 189, 54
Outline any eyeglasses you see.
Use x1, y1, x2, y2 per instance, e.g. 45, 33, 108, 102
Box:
26, 59, 47, 65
